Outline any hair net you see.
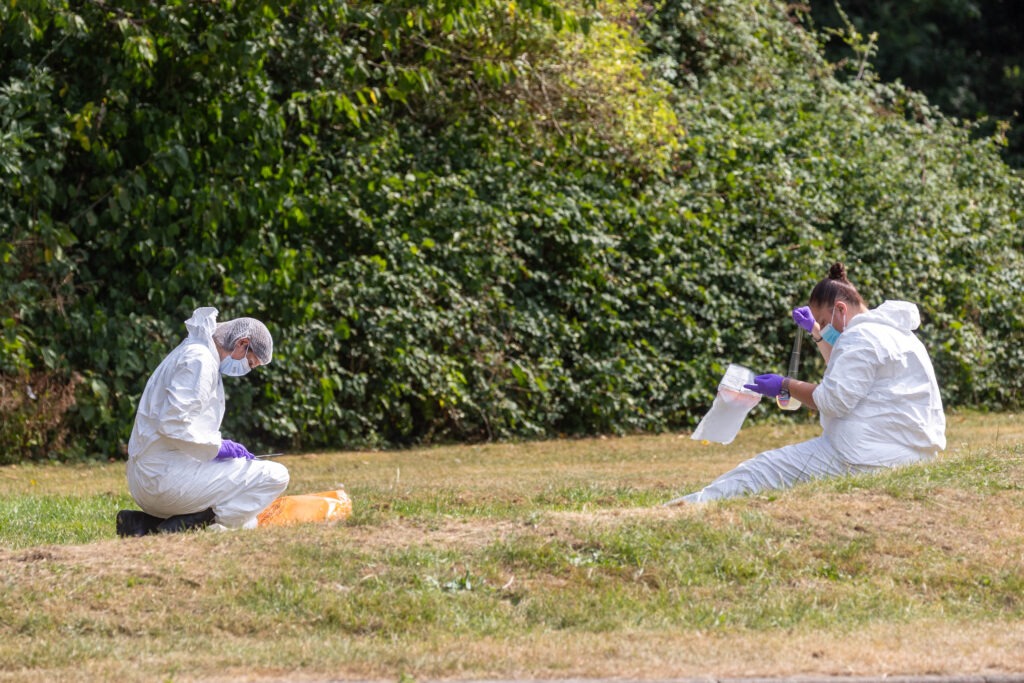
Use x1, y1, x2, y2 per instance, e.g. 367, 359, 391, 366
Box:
214, 317, 273, 365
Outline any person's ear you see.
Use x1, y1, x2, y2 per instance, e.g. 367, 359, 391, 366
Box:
835, 301, 848, 325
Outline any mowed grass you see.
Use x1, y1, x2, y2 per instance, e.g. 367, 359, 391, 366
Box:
1, 410, 1023, 682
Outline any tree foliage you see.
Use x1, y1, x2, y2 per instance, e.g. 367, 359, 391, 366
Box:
807, 0, 1024, 167
1, 0, 1021, 463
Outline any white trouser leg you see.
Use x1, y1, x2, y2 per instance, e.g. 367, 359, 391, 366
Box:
129, 455, 290, 528
210, 460, 290, 528
682, 436, 847, 503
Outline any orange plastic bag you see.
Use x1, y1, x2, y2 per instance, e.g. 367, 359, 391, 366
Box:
257, 488, 352, 527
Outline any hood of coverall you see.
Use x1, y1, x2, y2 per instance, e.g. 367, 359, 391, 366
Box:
847, 299, 920, 333
185, 307, 220, 342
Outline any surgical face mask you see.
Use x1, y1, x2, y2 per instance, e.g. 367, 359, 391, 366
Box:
820, 304, 845, 345
220, 344, 252, 377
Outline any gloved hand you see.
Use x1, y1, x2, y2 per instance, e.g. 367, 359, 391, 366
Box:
792, 306, 815, 334
216, 439, 254, 460
744, 374, 785, 397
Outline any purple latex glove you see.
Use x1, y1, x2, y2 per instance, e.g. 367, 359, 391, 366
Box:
215, 439, 254, 460
792, 306, 815, 334
744, 374, 785, 397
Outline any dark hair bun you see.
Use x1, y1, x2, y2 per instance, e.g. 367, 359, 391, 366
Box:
829, 262, 848, 281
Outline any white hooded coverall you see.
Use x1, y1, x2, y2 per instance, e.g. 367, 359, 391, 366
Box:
682, 300, 946, 503
127, 307, 289, 528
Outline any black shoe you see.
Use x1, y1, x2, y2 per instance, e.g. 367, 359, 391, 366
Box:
116, 509, 165, 537
156, 508, 216, 534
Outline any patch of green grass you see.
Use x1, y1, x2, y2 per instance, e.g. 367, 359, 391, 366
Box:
531, 483, 663, 509
0, 493, 129, 548
819, 447, 1024, 500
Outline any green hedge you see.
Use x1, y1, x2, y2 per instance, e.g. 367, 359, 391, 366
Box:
1, 0, 1021, 462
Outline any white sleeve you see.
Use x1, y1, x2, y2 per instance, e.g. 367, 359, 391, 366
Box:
812, 334, 880, 418
158, 348, 221, 447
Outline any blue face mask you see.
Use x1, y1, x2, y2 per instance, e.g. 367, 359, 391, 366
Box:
820, 323, 841, 346
219, 344, 252, 377
820, 304, 845, 345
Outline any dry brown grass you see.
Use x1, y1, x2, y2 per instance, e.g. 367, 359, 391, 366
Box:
1, 410, 1023, 682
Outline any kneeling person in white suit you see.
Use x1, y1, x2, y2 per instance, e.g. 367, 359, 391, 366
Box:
117, 307, 290, 536
674, 262, 946, 504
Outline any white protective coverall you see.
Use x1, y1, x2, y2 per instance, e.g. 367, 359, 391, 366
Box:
682, 300, 946, 503
127, 307, 289, 528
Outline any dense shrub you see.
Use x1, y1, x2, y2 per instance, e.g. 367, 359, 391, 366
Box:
1, 0, 1021, 461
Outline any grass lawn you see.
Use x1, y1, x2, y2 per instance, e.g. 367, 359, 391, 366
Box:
1, 410, 1023, 682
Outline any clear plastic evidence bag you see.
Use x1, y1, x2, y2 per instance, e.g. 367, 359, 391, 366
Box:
690, 363, 762, 445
